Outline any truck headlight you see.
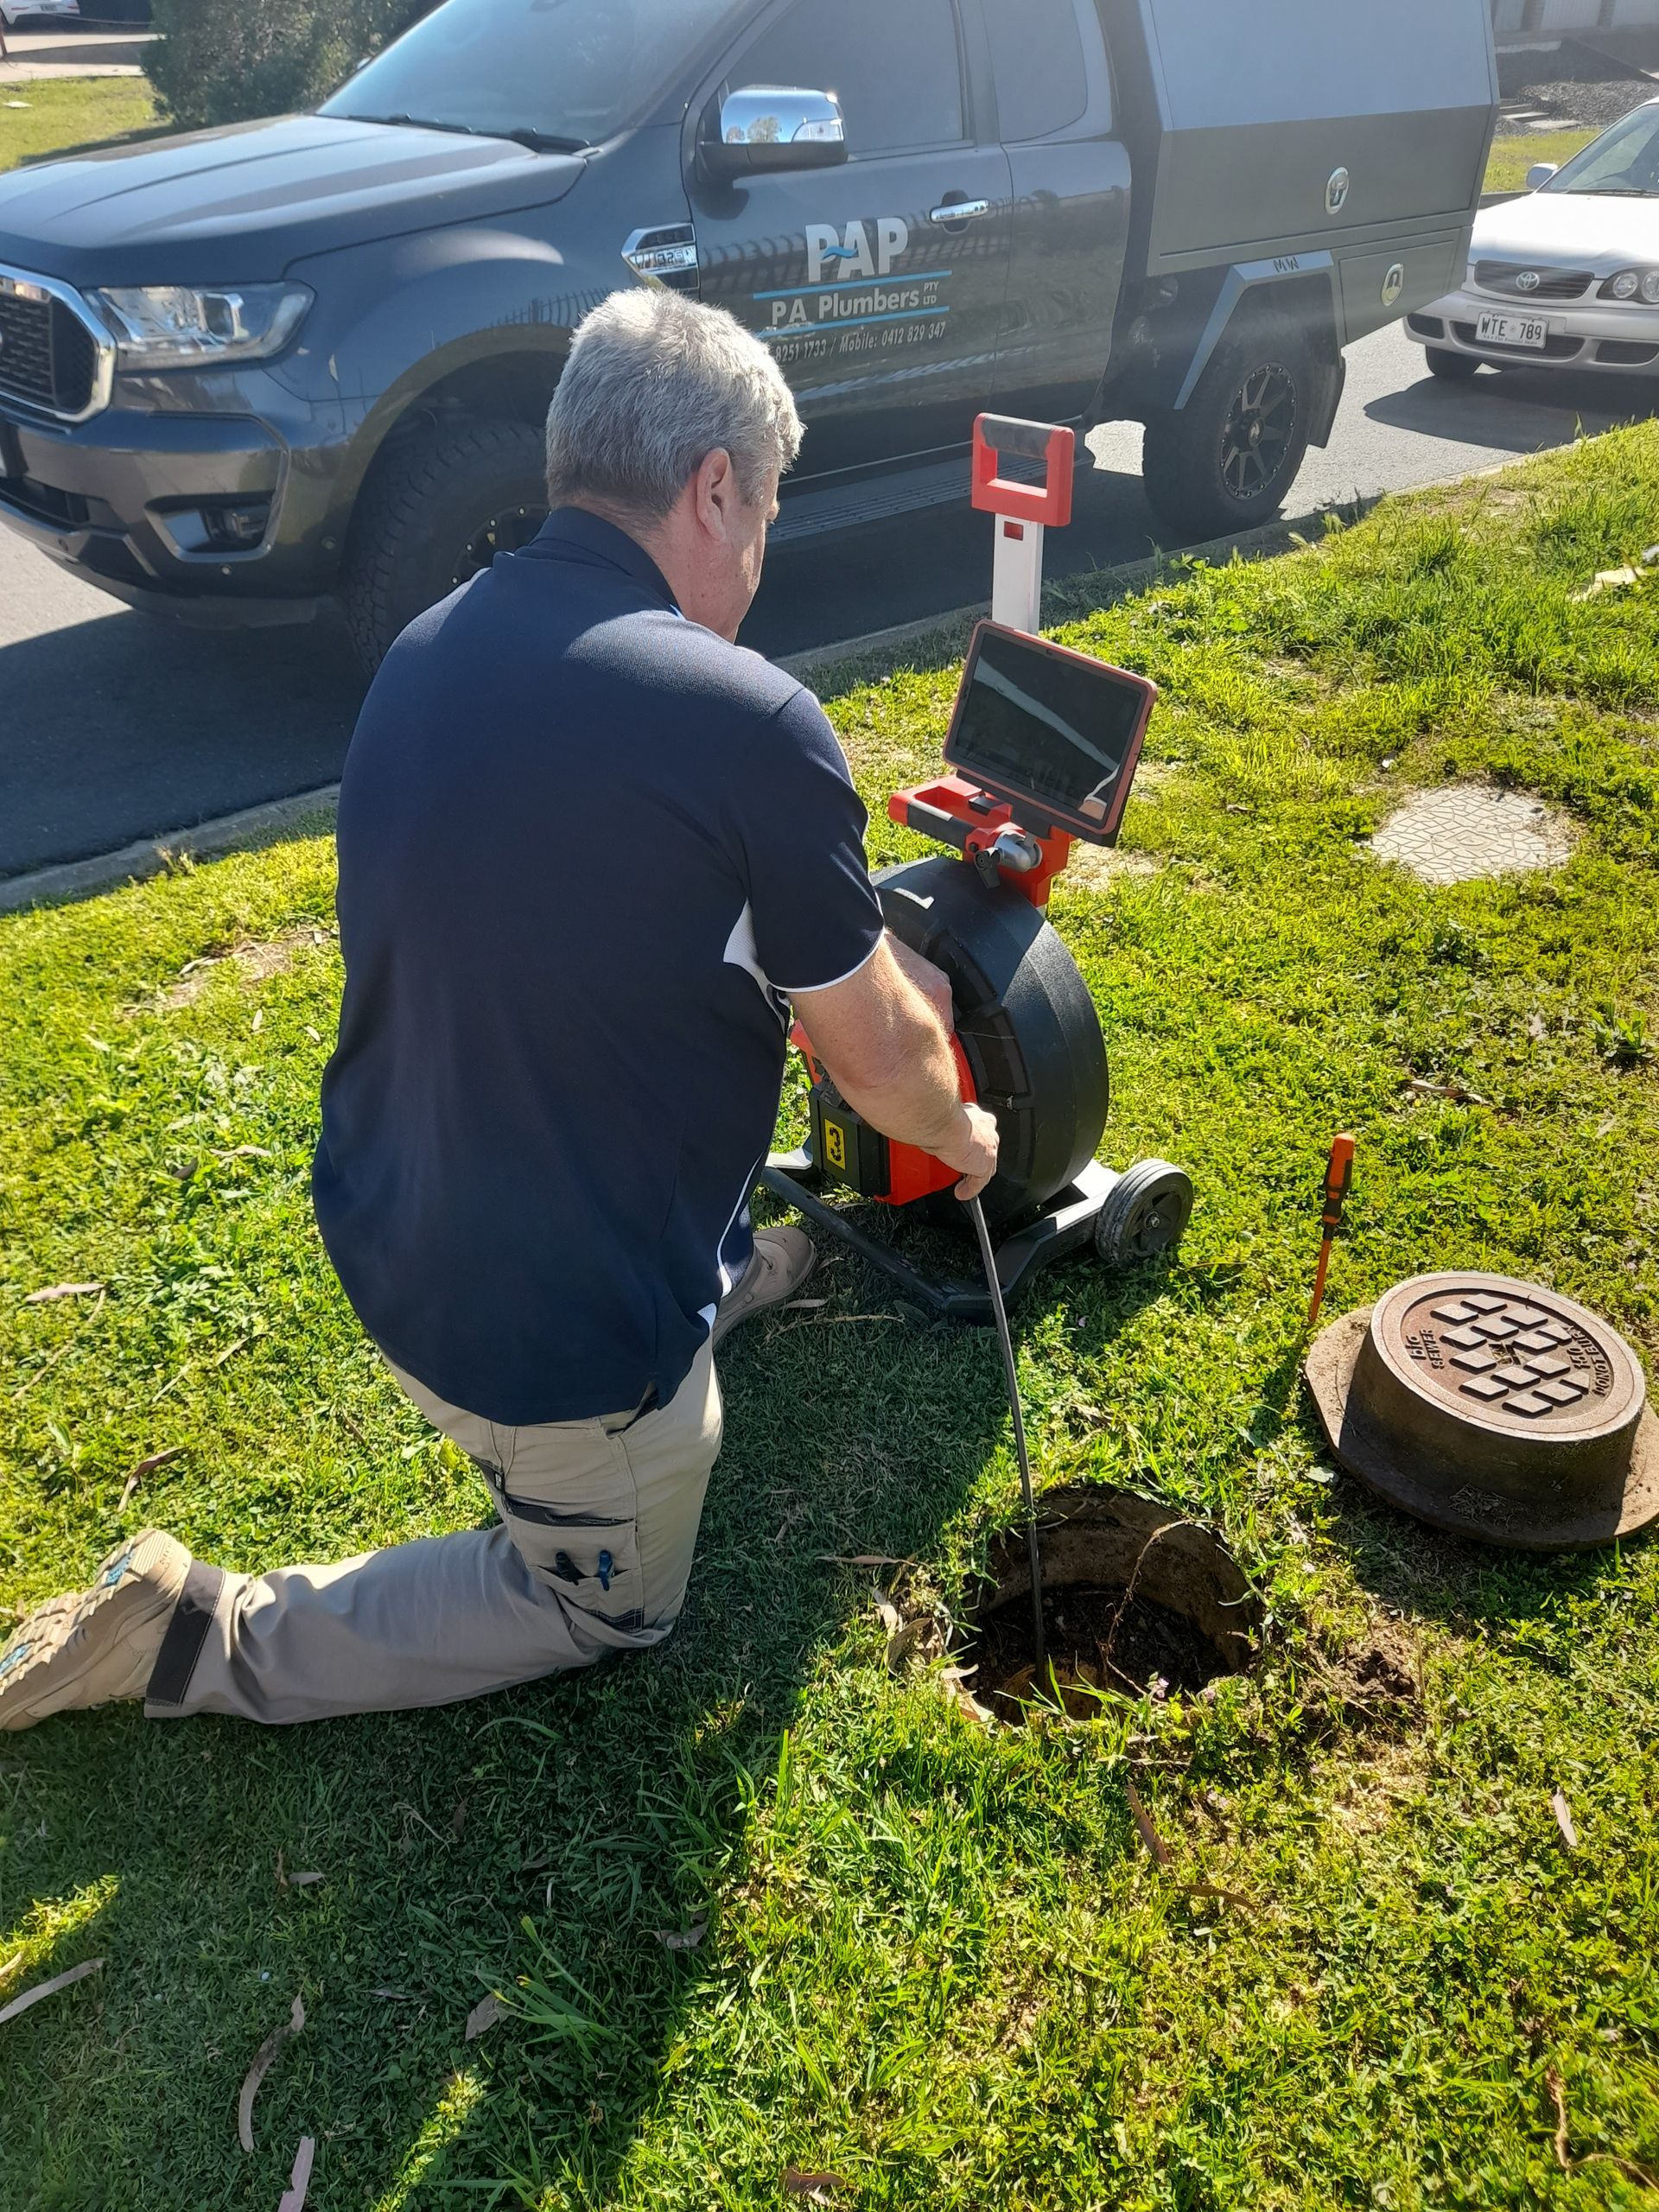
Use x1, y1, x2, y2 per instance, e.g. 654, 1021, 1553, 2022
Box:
86, 283, 313, 368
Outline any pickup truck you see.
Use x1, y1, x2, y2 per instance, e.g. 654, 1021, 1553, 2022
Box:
0, 0, 1497, 673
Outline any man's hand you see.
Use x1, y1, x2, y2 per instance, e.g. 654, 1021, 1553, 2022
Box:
883, 932, 955, 1030
792, 941, 1000, 1199
936, 1103, 1001, 1201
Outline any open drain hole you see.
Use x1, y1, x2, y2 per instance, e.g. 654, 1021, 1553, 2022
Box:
964, 1485, 1262, 1724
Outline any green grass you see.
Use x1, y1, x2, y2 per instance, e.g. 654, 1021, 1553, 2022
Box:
1485, 130, 1599, 196
4, 428, 1659, 2209
0, 74, 157, 175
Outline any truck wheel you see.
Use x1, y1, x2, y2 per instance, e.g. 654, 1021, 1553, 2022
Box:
341, 418, 547, 677
1141, 321, 1317, 543
1425, 346, 1481, 381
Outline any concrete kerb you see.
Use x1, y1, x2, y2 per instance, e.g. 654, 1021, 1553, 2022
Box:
0, 466, 1523, 919
0, 785, 342, 917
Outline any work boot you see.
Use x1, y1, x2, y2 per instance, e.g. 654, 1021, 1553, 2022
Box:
0, 1530, 191, 1732
711, 1227, 817, 1349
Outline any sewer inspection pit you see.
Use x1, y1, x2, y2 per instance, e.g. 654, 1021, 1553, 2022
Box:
965, 1484, 1262, 1723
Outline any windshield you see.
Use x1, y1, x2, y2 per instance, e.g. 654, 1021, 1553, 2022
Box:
1542, 101, 1659, 196
321, 0, 746, 149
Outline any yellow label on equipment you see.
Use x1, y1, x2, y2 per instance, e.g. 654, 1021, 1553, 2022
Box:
823, 1120, 848, 1171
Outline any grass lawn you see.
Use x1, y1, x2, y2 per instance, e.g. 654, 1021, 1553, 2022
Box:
0, 74, 157, 174
1485, 130, 1599, 196
3, 429, 1659, 2209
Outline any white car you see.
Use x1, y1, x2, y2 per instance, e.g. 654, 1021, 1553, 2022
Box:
1409, 98, 1659, 381
0, 0, 81, 22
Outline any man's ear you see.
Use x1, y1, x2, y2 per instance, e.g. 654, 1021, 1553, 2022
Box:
693, 446, 737, 537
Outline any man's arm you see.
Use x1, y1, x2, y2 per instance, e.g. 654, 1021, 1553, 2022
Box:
792, 937, 1000, 1199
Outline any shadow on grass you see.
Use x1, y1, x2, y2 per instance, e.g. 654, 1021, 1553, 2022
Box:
0, 1224, 1166, 2208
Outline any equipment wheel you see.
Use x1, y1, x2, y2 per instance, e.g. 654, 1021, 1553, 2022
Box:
1141, 317, 1316, 543
1425, 346, 1481, 382
1094, 1160, 1194, 1268
341, 417, 547, 677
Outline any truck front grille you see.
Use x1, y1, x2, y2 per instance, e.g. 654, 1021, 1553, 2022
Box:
1474, 261, 1593, 302
0, 271, 108, 420
0, 290, 54, 410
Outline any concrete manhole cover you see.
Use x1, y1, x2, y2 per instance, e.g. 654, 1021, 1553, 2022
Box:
1368, 784, 1576, 886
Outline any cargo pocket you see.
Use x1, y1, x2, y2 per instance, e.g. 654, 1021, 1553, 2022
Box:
474, 1427, 646, 1637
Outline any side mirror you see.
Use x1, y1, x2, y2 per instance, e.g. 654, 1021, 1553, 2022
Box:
706, 86, 847, 176
1526, 162, 1559, 190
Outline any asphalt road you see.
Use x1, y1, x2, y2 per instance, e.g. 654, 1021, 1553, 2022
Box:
4, 321, 1656, 882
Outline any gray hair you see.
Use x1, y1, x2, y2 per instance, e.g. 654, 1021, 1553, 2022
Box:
545, 289, 804, 519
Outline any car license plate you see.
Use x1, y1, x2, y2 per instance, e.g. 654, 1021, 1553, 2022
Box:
1477, 311, 1549, 350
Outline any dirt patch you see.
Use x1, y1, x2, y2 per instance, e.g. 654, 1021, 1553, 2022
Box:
1306, 1616, 1423, 1738
140, 926, 334, 1014
974, 1581, 1227, 1722
962, 1484, 1261, 1727
1061, 844, 1162, 893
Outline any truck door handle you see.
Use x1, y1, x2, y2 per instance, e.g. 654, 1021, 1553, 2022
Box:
930, 198, 995, 226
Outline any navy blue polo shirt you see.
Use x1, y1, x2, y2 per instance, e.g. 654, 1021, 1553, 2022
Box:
313, 509, 884, 1426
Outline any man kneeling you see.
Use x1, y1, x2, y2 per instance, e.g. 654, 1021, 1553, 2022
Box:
1, 289, 997, 1732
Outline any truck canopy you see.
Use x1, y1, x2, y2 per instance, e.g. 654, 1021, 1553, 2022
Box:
1103, 0, 1498, 271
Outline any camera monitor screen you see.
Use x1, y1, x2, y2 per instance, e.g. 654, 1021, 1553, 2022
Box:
944, 621, 1156, 845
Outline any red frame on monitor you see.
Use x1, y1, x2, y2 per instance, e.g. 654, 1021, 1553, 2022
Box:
942, 620, 1158, 846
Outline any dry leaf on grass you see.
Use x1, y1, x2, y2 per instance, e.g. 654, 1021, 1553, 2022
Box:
938, 1665, 995, 1726
784, 2171, 849, 2200
1551, 1789, 1578, 1851
24, 1282, 104, 1306
238, 1994, 304, 2152
118, 1445, 185, 1510
1185, 1880, 1252, 1913
1125, 1777, 1172, 1867
0, 1950, 23, 1989
783, 1299, 830, 1312
0, 1956, 104, 2027
885, 1615, 945, 1672
652, 1917, 707, 1953
817, 1554, 912, 1568
277, 2134, 315, 2212
275, 1857, 326, 1891
464, 1993, 504, 2041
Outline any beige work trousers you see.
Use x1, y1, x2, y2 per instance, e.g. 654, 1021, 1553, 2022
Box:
143, 1342, 722, 1725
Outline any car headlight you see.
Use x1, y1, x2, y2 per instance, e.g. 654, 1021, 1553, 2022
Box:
1600, 267, 1659, 303
86, 283, 313, 368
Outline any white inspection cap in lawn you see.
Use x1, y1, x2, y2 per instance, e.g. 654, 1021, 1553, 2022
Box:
1368, 783, 1577, 887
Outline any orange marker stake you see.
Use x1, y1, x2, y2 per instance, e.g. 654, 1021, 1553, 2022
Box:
1307, 1134, 1356, 1331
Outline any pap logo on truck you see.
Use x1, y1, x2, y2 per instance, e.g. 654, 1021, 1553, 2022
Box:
1325, 168, 1351, 217
1382, 263, 1405, 308
806, 218, 910, 284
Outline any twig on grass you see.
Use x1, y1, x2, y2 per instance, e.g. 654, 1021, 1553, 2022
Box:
1547, 2064, 1659, 2190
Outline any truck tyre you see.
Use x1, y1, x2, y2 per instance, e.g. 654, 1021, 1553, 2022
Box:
1141, 319, 1318, 543
1425, 346, 1480, 381
341, 417, 547, 677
